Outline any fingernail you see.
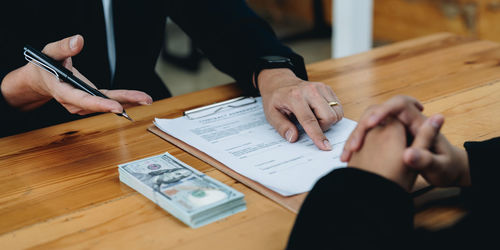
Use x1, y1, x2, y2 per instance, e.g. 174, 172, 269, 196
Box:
323, 139, 332, 151
111, 108, 121, 114
139, 101, 152, 105
285, 129, 293, 142
70, 35, 79, 51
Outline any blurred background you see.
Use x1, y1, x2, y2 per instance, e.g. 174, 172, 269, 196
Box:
157, 0, 500, 96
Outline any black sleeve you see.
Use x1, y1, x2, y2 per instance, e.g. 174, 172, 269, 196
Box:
287, 168, 415, 250
287, 138, 500, 250
0, 79, 18, 121
0, 1, 85, 137
416, 137, 500, 249
165, 0, 308, 95
463, 137, 500, 216
0, 2, 24, 135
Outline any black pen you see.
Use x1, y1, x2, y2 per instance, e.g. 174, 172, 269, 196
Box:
23, 45, 133, 121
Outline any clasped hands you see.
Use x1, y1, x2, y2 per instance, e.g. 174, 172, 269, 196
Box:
341, 96, 471, 192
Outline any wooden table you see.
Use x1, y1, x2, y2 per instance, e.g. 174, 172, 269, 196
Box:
2, 33, 500, 249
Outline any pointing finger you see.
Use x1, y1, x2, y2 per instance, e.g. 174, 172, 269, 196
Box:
291, 98, 331, 151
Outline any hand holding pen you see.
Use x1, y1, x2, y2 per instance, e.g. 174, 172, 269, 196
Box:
0, 35, 152, 120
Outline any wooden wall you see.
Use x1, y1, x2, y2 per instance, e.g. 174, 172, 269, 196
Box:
247, 0, 332, 25
374, 0, 500, 43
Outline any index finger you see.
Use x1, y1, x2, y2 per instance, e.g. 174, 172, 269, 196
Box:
366, 96, 425, 132
291, 98, 331, 151
52, 80, 122, 114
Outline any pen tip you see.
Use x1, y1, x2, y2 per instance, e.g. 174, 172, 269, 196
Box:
122, 111, 133, 122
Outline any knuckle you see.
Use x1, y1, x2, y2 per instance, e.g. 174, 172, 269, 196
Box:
41, 41, 55, 53
322, 113, 338, 125
305, 83, 320, 93
364, 104, 379, 114
318, 121, 331, 131
302, 115, 319, 126
289, 88, 303, 100
67, 107, 80, 114
395, 95, 414, 107
393, 96, 406, 106
336, 108, 344, 120
394, 95, 407, 101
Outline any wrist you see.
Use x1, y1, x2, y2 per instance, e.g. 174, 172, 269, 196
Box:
253, 55, 300, 92
256, 68, 299, 93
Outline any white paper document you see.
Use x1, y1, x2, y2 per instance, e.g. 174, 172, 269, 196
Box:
154, 97, 357, 196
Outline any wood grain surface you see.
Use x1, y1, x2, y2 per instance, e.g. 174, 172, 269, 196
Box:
1, 33, 499, 249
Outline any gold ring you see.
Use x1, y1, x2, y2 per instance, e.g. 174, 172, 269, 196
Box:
328, 101, 339, 107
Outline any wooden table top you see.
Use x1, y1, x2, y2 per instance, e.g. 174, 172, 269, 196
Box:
2, 33, 500, 249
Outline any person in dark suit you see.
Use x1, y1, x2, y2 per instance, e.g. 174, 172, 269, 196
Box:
0, 0, 343, 149
287, 95, 497, 249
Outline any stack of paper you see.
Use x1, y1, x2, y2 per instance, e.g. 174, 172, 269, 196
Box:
118, 152, 246, 228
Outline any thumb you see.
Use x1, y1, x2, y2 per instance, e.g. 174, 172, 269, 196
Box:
411, 114, 444, 149
403, 148, 435, 170
42, 35, 84, 60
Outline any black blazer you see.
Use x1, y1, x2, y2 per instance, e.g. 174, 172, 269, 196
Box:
0, 0, 307, 137
287, 138, 500, 249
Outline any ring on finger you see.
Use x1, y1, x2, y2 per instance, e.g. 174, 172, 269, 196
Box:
328, 101, 339, 107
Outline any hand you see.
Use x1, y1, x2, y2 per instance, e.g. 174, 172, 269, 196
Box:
1, 35, 152, 115
404, 114, 471, 187
341, 95, 425, 162
348, 117, 416, 191
258, 68, 343, 151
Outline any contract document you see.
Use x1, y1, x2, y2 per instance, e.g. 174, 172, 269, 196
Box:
154, 97, 357, 196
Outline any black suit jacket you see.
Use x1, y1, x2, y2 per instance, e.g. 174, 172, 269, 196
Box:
287, 137, 500, 249
0, 0, 307, 137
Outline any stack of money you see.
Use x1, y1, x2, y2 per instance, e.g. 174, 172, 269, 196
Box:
118, 152, 246, 228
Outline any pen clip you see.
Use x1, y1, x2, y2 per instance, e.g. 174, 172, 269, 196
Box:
24, 50, 60, 79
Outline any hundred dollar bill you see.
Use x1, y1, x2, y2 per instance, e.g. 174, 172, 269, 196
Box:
118, 152, 246, 228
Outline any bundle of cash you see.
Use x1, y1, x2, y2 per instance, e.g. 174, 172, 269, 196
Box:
118, 152, 246, 228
